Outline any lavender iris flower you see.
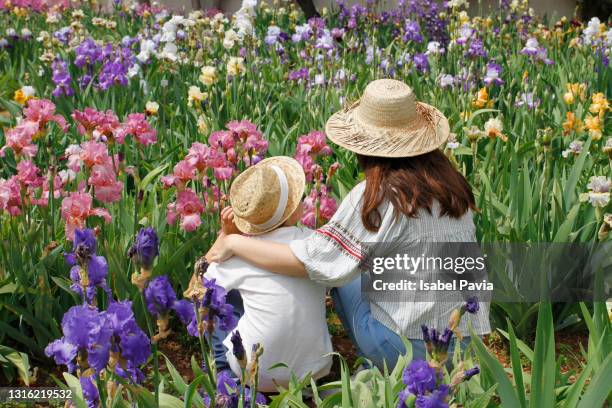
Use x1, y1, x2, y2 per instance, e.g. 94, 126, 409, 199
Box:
317, 30, 335, 50
439, 74, 454, 88
128, 227, 159, 269
483, 63, 504, 86
53, 27, 72, 45
520, 37, 539, 56
331, 28, 344, 40
456, 24, 473, 46
265, 26, 281, 45
520, 37, 554, 64
516, 92, 540, 109
292, 24, 312, 43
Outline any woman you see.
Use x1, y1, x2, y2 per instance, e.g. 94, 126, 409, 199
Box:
208, 79, 490, 368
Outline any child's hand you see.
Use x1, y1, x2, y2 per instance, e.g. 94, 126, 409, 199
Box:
221, 206, 241, 235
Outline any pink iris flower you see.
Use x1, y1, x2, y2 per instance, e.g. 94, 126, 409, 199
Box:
0, 121, 39, 158
116, 113, 157, 145
89, 162, 123, 203
61, 192, 111, 240
0, 176, 22, 216
166, 189, 204, 232
23, 98, 69, 132
301, 185, 338, 228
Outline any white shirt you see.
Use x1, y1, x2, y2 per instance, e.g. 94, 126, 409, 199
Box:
289, 181, 491, 339
207, 226, 332, 392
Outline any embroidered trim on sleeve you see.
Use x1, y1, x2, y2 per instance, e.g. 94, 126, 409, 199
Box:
315, 221, 363, 261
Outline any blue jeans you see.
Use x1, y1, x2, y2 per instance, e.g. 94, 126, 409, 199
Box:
212, 289, 244, 372
332, 276, 465, 370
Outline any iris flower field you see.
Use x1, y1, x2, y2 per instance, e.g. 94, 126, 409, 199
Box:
0, 0, 611, 406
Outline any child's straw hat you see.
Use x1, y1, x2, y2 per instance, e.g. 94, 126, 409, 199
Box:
325, 79, 450, 157
230, 156, 305, 235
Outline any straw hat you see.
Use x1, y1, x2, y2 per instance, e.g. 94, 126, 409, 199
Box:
230, 156, 305, 235
325, 79, 450, 158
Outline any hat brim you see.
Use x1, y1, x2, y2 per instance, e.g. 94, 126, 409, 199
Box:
325, 101, 450, 158
230, 156, 305, 236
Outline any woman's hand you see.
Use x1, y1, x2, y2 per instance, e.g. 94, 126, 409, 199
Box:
206, 234, 236, 263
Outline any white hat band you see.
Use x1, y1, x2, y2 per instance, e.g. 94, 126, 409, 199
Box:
252, 165, 289, 229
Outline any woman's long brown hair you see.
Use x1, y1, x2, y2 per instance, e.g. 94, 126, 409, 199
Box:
357, 150, 476, 232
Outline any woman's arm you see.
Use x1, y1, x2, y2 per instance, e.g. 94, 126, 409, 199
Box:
206, 234, 308, 278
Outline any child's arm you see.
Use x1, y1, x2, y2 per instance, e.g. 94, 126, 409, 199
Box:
205, 207, 240, 262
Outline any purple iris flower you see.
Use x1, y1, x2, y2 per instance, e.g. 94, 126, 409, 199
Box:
414, 384, 450, 408
464, 366, 480, 380
45, 304, 112, 373
95, 46, 135, 91
144, 275, 177, 317
308, 17, 326, 31
173, 299, 196, 326
403, 360, 437, 395
403, 20, 423, 43
463, 297, 480, 314
466, 38, 488, 59
74, 38, 104, 68
483, 63, 504, 86
105, 300, 151, 382
421, 326, 453, 353
78, 74, 94, 89
413, 53, 429, 73
331, 27, 344, 40
80, 375, 100, 408
53, 27, 72, 45
288, 67, 309, 82
204, 371, 267, 407
397, 388, 412, 408
180, 277, 237, 336
231, 330, 245, 362
65, 228, 97, 265
65, 228, 110, 304
128, 227, 159, 269
51, 59, 74, 98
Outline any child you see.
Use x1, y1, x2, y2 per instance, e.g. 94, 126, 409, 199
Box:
204, 156, 332, 392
